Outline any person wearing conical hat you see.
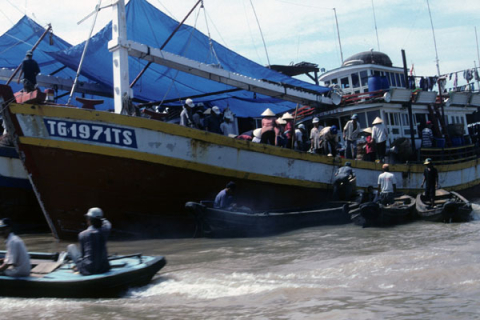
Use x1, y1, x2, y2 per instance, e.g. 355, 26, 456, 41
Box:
362, 127, 375, 162
371, 116, 388, 162
260, 108, 278, 145
282, 112, 295, 149
275, 118, 287, 147
421, 158, 438, 207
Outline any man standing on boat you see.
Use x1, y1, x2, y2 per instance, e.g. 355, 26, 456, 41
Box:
260, 108, 278, 145
309, 117, 322, 154
421, 121, 434, 148
205, 106, 223, 134
372, 117, 388, 162
318, 125, 338, 156
343, 114, 361, 159
0, 218, 30, 277
333, 162, 355, 200
421, 158, 438, 207
19, 50, 40, 93
377, 164, 396, 205
67, 208, 111, 275
180, 98, 195, 128
214, 181, 236, 209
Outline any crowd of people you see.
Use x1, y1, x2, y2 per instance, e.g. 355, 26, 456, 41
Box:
179, 98, 237, 136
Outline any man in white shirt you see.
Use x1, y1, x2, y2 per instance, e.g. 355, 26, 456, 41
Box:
377, 164, 397, 205
0, 218, 30, 277
372, 117, 388, 162
343, 114, 361, 159
220, 114, 236, 136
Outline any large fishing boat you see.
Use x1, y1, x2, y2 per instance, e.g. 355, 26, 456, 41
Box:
1, 0, 479, 239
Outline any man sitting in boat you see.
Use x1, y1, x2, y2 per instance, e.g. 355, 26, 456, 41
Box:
0, 218, 30, 277
377, 164, 397, 205
332, 162, 355, 200
67, 208, 111, 275
421, 158, 438, 207
214, 181, 236, 209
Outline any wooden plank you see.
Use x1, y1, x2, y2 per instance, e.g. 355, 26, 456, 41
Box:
31, 262, 61, 274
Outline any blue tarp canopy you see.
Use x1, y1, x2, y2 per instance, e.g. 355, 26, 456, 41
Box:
47, 0, 329, 117
0, 16, 110, 106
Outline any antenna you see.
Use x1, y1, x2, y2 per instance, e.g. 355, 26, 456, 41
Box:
333, 8, 344, 63
371, 0, 380, 51
426, 0, 441, 76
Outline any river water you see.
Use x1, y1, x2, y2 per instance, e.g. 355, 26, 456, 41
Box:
1, 200, 480, 319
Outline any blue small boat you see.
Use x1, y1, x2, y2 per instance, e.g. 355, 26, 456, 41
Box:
0, 251, 166, 298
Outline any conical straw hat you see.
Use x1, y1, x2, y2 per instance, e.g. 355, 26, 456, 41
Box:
282, 112, 294, 120
261, 108, 276, 117
372, 117, 383, 125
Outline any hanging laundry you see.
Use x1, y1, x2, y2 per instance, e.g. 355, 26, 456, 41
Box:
419, 77, 428, 91
449, 73, 453, 80
453, 73, 458, 90
475, 69, 480, 82
464, 69, 473, 82
427, 77, 437, 91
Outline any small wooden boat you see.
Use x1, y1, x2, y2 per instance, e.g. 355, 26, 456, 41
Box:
351, 194, 416, 227
0, 251, 166, 298
185, 200, 358, 237
415, 189, 472, 223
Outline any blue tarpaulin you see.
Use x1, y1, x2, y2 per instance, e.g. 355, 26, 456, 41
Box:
0, 16, 110, 106
46, 0, 329, 117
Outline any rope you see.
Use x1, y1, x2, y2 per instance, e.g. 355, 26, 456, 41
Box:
249, 0, 271, 66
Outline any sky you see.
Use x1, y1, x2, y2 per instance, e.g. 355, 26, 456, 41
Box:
1, 0, 479, 88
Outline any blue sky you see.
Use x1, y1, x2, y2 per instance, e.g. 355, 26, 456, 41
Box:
1, 0, 479, 89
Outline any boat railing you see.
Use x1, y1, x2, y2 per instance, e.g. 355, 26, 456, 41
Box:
419, 143, 479, 165
341, 89, 387, 105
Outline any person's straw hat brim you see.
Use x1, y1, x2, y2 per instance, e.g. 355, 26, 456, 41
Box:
372, 117, 383, 125
363, 127, 372, 134
261, 108, 276, 117
282, 112, 294, 120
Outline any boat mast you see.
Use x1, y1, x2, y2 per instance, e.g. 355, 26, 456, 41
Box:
333, 8, 344, 63
110, 0, 131, 114
426, 0, 441, 76
476, 27, 480, 91
371, 0, 380, 51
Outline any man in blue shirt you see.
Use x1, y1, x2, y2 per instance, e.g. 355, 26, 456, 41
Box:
19, 50, 40, 92
214, 181, 236, 209
67, 207, 111, 275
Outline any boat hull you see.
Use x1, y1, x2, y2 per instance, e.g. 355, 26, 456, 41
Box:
186, 201, 354, 237
354, 195, 416, 227
0, 144, 46, 232
2, 99, 479, 239
0, 252, 166, 298
415, 189, 472, 223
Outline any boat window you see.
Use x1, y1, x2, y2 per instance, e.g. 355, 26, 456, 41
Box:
401, 114, 410, 126
341, 77, 350, 89
394, 74, 401, 88
356, 112, 367, 129
373, 70, 381, 76
388, 113, 400, 126
324, 81, 330, 86
360, 71, 369, 86
351, 73, 360, 88
389, 73, 396, 87
331, 78, 338, 85
367, 110, 380, 126
461, 117, 465, 124
400, 74, 406, 88
392, 128, 400, 134
405, 129, 417, 135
